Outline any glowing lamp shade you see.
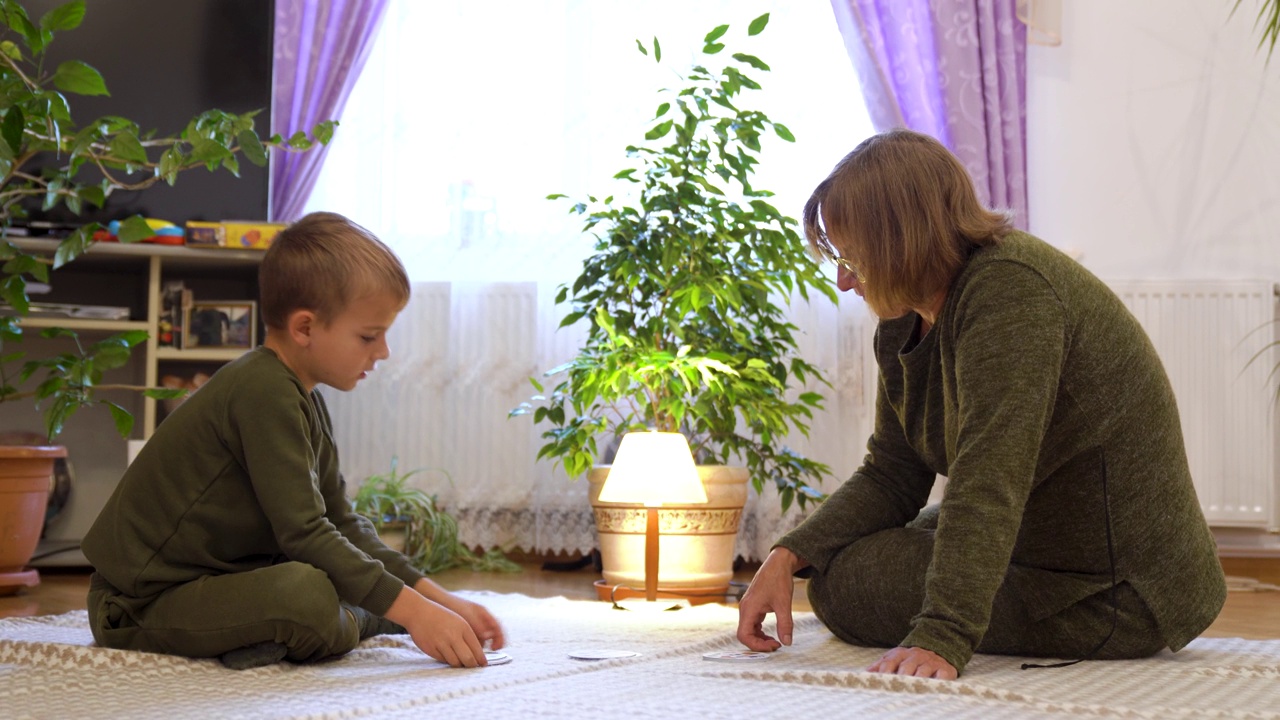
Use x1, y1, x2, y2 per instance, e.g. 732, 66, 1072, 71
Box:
598, 432, 707, 507
598, 431, 707, 605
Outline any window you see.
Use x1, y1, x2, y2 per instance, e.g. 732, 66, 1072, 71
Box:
304, 0, 873, 282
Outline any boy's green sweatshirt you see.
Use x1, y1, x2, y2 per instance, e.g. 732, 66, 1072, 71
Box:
83, 347, 425, 616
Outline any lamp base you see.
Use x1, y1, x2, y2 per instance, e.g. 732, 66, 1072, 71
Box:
593, 579, 730, 606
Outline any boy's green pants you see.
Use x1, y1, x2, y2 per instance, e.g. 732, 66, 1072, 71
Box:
807, 508, 1166, 661
87, 561, 364, 662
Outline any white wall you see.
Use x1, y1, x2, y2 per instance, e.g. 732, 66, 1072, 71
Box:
1026, 0, 1280, 279
1027, 0, 1280, 552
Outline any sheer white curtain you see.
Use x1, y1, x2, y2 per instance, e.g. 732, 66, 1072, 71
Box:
305, 0, 878, 559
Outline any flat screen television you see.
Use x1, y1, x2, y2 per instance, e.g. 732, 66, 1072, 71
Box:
18, 0, 274, 230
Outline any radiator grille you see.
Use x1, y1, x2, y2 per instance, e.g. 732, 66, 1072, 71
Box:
1108, 280, 1278, 528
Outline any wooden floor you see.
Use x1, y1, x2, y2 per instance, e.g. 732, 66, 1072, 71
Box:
3, 561, 1279, 641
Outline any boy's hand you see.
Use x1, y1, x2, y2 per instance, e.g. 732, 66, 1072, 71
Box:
386, 586, 487, 667
406, 601, 488, 667
437, 595, 506, 650
412, 577, 506, 651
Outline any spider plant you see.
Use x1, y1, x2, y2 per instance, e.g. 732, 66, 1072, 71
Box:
1233, 0, 1280, 61
350, 457, 518, 574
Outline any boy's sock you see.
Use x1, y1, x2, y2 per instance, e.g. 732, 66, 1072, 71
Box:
344, 603, 407, 640
219, 641, 288, 670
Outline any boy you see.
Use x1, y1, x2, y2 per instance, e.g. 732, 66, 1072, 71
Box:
84, 212, 503, 670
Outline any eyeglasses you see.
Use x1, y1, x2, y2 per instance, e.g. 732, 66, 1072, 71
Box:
831, 255, 866, 284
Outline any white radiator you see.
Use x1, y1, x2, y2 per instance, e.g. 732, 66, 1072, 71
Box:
1107, 280, 1280, 529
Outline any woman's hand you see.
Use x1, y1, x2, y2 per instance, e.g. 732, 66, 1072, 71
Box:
736, 546, 807, 651
867, 646, 958, 680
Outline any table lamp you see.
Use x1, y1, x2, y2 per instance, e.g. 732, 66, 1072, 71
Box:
598, 431, 708, 604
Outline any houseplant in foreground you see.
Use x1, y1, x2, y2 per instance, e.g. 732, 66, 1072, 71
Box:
0, 0, 330, 593
351, 458, 519, 574
0, 0, 332, 440
511, 14, 836, 595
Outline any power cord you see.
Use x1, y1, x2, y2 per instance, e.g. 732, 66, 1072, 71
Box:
27, 543, 82, 562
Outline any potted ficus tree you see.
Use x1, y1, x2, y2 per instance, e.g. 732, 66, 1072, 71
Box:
511, 14, 836, 599
0, 0, 331, 594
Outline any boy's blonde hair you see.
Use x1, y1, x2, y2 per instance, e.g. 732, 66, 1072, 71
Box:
802, 129, 1013, 316
259, 212, 410, 329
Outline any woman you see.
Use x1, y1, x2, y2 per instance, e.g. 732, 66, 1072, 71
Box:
735, 130, 1226, 679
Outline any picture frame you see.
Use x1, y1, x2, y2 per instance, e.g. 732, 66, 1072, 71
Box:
183, 300, 257, 350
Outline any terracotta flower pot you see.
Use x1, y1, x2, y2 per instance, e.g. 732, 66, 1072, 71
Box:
0, 445, 66, 596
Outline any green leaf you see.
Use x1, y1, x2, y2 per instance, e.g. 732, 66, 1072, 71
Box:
4, 6, 36, 48
704, 24, 729, 43
732, 53, 770, 71
703, 42, 725, 54
44, 396, 73, 441
655, 102, 670, 118
116, 330, 149, 347
117, 216, 155, 244
106, 401, 134, 438
653, 36, 661, 62
41, 331, 80, 347
0, 40, 22, 61
748, 13, 770, 36
635, 38, 648, 56
1, 274, 27, 314
773, 123, 795, 142
144, 387, 188, 400
52, 226, 94, 269
238, 129, 267, 167
89, 343, 132, 371
644, 120, 673, 140
311, 120, 336, 145
42, 89, 72, 122
1, 106, 23, 156
52, 60, 109, 96
78, 185, 105, 209
40, 0, 85, 31
108, 131, 147, 165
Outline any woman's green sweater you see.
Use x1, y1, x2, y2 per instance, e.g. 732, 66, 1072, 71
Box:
779, 233, 1227, 673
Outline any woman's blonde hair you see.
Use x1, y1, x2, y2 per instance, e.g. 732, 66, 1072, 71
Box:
259, 212, 410, 329
802, 129, 1013, 316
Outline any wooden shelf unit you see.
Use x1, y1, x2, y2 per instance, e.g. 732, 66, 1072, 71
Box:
8, 238, 264, 438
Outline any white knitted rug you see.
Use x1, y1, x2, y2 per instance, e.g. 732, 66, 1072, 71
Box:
1, 591, 1277, 719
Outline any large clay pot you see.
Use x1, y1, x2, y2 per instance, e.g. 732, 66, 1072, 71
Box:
588, 464, 747, 598
0, 445, 65, 596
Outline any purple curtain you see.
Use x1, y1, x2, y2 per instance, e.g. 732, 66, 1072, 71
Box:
830, 0, 1029, 229
271, 0, 389, 223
